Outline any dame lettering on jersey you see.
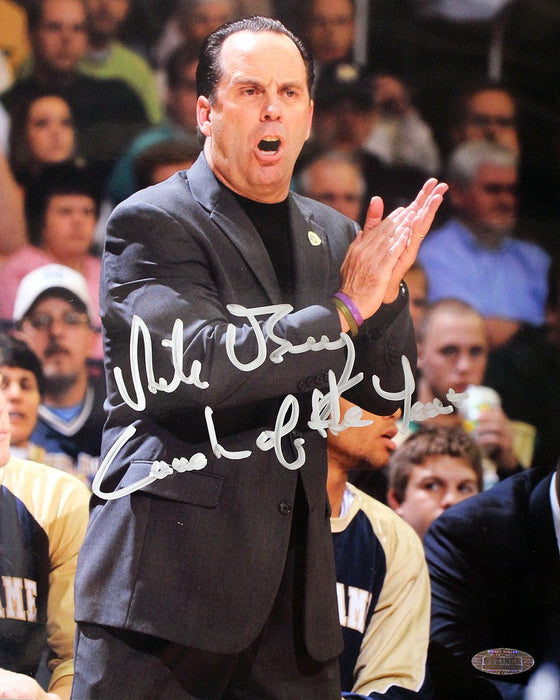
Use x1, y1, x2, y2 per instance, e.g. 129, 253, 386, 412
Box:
336, 582, 372, 633
0, 576, 37, 622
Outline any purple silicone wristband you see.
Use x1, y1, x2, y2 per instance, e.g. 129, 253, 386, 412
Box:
333, 291, 364, 327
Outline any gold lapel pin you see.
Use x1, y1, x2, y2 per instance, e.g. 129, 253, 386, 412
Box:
308, 231, 322, 246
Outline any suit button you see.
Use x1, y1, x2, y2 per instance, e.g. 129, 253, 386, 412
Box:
278, 502, 292, 515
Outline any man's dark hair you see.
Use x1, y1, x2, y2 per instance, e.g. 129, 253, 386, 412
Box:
0, 333, 45, 396
27, 0, 85, 32
133, 136, 202, 190
196, 16, 314, 102
24, 162, 100, 246
388, 424, 484, 503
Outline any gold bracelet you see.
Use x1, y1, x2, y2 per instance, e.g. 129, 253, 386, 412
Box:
332, 296, 359, 337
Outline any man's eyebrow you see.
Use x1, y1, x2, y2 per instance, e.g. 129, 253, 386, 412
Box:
230, 75, 306, 89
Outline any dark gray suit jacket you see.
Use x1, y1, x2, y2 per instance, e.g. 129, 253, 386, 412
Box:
425, 467, 559, 698
74, 153, 416, 661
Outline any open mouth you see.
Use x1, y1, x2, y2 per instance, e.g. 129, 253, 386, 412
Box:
258, 137, 281, 153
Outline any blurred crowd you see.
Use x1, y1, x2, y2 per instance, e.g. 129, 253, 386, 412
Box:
1, 1, 560, 698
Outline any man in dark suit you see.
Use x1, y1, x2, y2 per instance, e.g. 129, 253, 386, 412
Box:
72, 16, 446, 699
425, 464, 560, 699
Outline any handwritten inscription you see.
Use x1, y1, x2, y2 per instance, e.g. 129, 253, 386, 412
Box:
93, 303, 469, 500
373, 355, 469, 433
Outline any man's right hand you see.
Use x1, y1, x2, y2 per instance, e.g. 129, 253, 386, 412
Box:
336, 178, 447, 330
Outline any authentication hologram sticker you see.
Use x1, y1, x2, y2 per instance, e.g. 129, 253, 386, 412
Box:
472, 648, 535, 676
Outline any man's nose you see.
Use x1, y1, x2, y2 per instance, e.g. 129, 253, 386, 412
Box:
441, 489, 461, 509
262, 94, 281, 120
456, 352, 472, 372
48, 318, 67, 336
4, 383, 20, 401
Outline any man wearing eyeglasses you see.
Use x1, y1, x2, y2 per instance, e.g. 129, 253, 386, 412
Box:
418, 140, 550, 350
12, 263, 105, 485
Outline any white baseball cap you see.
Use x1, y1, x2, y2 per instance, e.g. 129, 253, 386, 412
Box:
13, 264, 94, 323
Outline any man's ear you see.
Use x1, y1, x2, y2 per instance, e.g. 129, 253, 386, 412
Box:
386, 488, 403, 514
197, 96, 212, 137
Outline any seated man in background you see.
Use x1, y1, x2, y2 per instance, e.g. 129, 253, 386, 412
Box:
418, 140, 550, 349
414, 298, 529, 485
80, 0, 162, 126
387, 425, 483, 540
0, 333, 46, 464
328, 397, 431, 698
132, 135, 201, 191
0, 348, 90, 700
296, 149, 366, 223
13, 264, 105, 484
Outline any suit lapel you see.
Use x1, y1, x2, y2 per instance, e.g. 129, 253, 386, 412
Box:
188, 155, 332, 307
187, 154, 282, 304
288, 196, 330, 310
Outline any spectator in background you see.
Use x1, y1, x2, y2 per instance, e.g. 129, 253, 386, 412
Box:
0, 150, 26, 266
80, 0, 163, 125
153, 0, 237, 69
309, 61, 429, 214
132, 135, 201, 190
0, 163, 102, 360
418, 140, 550, 350
8, 93, 78, 189
387, 425, 483, 540
0, 0, 30, 87
440, 78, 556, 251
365, 73, 441, 176
296, 149, 366, 222
302, 0, 356, 74
404, 261, 428, 335
13, 264, 105, 484
414, 298, 529, 484
419, 141, 560, 469
108, 41, 201, 204
447, 80, 519, 158
1, 0, 150, 187
327, 397, 431, 697
0, 333, 46, 464
0, 350, 90, 700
